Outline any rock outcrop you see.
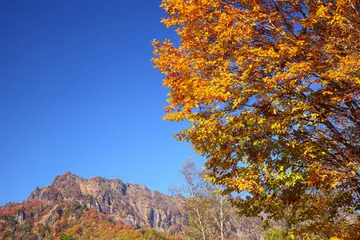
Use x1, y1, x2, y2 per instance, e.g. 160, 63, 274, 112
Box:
28, 172, 184, 232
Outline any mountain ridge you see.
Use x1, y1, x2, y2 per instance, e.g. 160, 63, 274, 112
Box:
27, 171, 184, 233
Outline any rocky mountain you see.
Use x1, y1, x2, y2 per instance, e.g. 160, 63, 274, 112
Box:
0, 172, 263, 239
28, 172, 184, 233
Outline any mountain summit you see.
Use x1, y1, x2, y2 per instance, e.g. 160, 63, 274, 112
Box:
28, 172, 184, 232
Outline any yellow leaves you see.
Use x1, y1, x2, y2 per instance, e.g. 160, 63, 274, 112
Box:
163, 111, 187, 122
232, 98, 243, 110
230, 177, 260, 192
288, 62, 311, 75
270, 122, 280, 130
310, 113, 319, 119
315, 5, 329, 19
269, 122, 286, 134
330, 14, 348, 29
203, 174, 217, 184
252, 139, 262, 147
322, 90, 333, 96
330, 181, 338, 189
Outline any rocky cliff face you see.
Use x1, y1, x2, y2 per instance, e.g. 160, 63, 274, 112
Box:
28, 172, 184, 232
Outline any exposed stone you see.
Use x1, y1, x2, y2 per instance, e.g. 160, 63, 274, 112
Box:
28, 172, 184, 232
15, 208, 26, 223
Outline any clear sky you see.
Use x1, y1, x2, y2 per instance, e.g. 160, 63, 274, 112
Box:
0, 0, 204, 205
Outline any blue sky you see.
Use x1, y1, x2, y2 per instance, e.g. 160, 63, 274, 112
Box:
0, 0, 204, 205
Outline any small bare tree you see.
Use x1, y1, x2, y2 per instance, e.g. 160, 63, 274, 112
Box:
170, 159, 232, 240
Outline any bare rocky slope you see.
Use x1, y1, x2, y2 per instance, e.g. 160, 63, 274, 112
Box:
28, 171, 184, 233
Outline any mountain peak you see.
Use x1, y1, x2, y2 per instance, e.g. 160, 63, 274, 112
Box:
60, 171, 79, 178
63, 171, 76, 176
90, 176, 105, 182
52, 171, 80, 186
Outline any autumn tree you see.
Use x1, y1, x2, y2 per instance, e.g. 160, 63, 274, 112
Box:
153, 0, 360, 237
